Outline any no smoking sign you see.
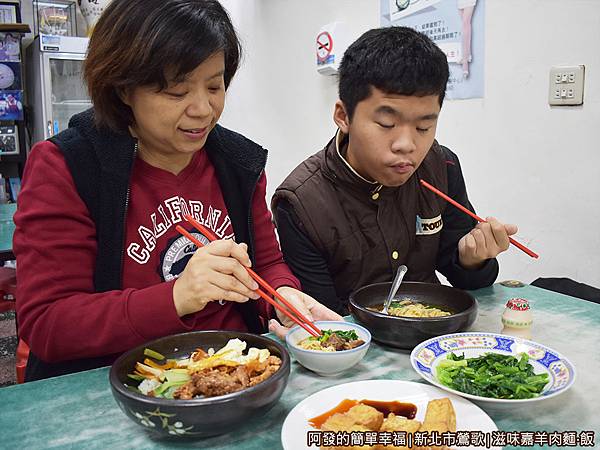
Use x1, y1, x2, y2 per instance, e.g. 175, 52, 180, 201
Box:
316, 31, 333, 64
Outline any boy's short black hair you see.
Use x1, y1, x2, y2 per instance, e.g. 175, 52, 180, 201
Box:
85, 0, 241, 131
338, 26, 449, 120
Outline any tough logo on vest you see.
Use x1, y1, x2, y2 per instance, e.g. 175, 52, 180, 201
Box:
416, 214, 443, 235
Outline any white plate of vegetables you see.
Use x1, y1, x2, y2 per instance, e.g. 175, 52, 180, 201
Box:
410, 332, 576, 403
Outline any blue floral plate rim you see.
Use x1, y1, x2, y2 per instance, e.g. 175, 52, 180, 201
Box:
409, 332, 576, 404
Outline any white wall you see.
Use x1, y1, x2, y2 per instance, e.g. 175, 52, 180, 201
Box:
438, 0, 600, 287
220, 0, 378, 187
220, 0, 600, 288
15, 1, 599, 286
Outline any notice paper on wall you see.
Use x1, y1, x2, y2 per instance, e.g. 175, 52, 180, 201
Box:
381, 0, 485, 100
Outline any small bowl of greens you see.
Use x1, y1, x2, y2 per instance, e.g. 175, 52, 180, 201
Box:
410, 332, 576, 403
286, 321, 371, 376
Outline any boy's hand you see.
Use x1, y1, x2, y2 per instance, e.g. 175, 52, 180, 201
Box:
458, 217, 518, 269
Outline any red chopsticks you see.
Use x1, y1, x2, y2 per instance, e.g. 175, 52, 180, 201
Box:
419, 179, 539, 259
175, 214, 322, 337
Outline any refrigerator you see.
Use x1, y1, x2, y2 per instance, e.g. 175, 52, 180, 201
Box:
26, 33, 91, 145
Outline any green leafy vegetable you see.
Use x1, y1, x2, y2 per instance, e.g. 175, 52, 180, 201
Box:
308, 329, 359, 344
436, 352, 549, 399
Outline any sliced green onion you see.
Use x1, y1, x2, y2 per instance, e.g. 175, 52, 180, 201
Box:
154, 380, 189, 397
127, 373, 145, 381
143, 348, 165, 360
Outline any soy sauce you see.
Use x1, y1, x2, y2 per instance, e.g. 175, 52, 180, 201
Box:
359, 399, 417, 419
309, 398, 417, 428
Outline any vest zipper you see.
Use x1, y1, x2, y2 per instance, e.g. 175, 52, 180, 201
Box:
371, 184, 383, 195
370, 184, 383, 201
119, 141, 138, 286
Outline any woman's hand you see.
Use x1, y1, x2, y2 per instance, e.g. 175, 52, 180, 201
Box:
173, 240, 260, 317
268, 286, 343, 339
458, 217, 518, 269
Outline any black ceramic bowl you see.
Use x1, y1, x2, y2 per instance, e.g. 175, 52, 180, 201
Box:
349, 282, 477, 350
109, 330, 290, 438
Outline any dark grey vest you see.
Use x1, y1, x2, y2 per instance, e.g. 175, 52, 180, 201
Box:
25, 109, 267, 381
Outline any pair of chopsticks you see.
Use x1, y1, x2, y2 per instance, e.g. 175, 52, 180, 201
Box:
419, 179, 539, 259
175, 214, 322, 337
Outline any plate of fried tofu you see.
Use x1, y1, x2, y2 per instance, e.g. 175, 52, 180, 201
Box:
281, 379, 499, 450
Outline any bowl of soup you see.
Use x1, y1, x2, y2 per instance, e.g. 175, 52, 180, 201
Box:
349, 282, 477, 350
285, 321, 371, 376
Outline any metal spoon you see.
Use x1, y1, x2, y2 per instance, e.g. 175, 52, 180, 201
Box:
381, 265, 408, 315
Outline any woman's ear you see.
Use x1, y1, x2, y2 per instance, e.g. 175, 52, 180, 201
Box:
333, 100, 350, 134
117, 87, 131, 106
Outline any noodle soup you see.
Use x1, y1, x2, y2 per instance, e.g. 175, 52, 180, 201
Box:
286, 321, 371, 375
297, 329, 365, 352
368, 299, 454, 318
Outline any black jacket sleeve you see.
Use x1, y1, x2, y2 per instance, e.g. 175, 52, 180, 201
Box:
273, 201, 347, 315
436, 147, 499, 289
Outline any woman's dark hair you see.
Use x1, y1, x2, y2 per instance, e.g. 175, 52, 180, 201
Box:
84, 0, 241, 131
338, 26, 449, 120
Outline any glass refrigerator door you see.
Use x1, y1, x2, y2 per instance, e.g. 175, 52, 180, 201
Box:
47, 56, 91, 136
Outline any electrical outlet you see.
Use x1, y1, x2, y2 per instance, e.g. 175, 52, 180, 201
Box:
549, 65, 585, 106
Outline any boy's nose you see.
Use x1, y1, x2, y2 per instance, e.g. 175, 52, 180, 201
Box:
390, 129, 417, 153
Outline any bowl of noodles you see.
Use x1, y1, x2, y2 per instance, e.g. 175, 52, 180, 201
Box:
349, 282, 477, 350
285, 321, 371, 376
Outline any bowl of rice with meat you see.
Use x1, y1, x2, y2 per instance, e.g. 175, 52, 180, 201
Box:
109, 330, 290, 438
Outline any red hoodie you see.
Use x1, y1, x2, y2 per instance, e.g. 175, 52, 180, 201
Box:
13, 141, 300, 363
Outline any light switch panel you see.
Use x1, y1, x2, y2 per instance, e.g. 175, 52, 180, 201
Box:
549, 65, 585, 106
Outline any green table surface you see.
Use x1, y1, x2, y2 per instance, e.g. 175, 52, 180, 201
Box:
1, 284, 598, 449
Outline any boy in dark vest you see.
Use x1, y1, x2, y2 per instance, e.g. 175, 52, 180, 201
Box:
270, 26, 518, 318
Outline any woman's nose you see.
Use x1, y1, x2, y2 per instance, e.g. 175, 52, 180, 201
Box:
186, 92, 212, 118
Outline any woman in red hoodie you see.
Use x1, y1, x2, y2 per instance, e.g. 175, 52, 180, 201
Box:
13, 0, 340, 381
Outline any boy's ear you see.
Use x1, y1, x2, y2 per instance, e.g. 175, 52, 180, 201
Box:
333, 100, 350, 134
